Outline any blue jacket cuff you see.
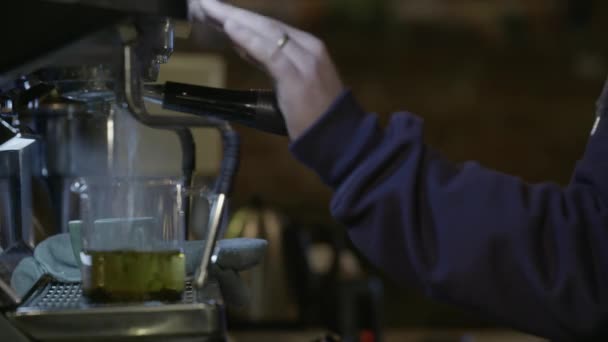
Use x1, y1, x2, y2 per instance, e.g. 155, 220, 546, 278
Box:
289, 90, 368, 186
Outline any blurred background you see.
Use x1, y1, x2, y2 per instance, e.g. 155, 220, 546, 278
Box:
158, 0, 608, 340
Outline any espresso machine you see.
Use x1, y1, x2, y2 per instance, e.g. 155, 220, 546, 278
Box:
0, 1, 286, 341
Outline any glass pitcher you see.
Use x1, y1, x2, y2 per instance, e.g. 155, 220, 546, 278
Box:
72, 177, 213, 302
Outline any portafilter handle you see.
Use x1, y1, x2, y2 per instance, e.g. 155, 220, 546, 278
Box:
144, 82, 289, 136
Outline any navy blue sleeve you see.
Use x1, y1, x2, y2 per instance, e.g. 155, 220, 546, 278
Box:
290, 89, 608, 341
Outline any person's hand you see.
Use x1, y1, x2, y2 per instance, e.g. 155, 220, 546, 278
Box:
189, 0, 345, 139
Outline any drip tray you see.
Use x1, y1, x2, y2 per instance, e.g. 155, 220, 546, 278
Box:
6, 279, 225, 341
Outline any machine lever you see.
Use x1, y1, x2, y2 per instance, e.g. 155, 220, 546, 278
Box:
144, 82, 289, 136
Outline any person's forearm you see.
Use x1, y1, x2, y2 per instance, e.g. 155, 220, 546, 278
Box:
291, 92, 608, 341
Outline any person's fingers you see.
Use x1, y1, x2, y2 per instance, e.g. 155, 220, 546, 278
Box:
200, 0, 322, 75
226, 19, 316, 75
275, 24, 325, 54
196, 0, 230, 25
189, 0, 224, 30
187, 0, 206, 22
223, 20, 300, 80
200, 0, 319, 50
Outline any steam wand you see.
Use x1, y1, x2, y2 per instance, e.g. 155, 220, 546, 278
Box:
121, 26, 239, 291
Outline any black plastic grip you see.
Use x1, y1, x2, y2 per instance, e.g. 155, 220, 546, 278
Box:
215, 123, 240, 195
163, 81, 288, 136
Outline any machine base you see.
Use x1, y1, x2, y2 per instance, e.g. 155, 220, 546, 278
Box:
5, 279, 226, 341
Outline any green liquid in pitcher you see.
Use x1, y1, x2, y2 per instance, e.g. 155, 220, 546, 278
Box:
81, 250, 186, 302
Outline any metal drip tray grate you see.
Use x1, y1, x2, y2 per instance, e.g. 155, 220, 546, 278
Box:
25, 281, 196, 310
34, 283, 82, 310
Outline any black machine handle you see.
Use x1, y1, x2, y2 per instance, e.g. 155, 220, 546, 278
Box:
162, 81, 288, 136
215, 124, 239, 195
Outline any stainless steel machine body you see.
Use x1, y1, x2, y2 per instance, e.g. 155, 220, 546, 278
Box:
0, 1, 239, 340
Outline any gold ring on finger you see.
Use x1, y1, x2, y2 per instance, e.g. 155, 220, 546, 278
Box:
277, 33, 290, 49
